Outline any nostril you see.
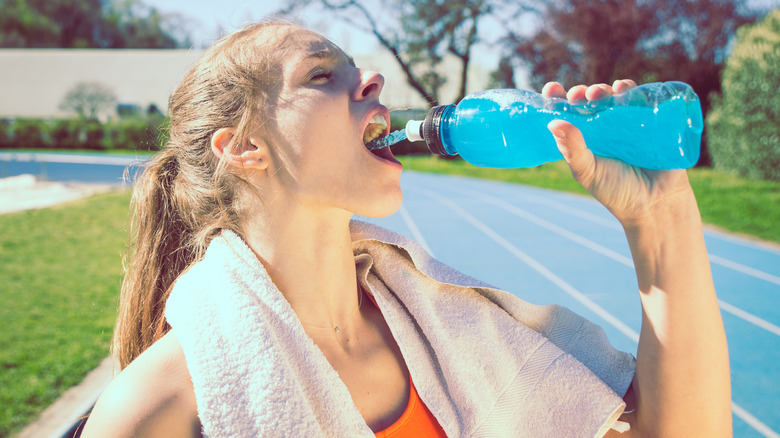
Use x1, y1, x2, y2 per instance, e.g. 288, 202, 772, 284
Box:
362, 83, 379, 98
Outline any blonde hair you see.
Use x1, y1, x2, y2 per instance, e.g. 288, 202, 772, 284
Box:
113, 20, 297, 370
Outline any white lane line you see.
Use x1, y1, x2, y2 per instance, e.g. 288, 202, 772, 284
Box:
511, 192, 622, 230
732, 402, 780, 438
456, 189, 780, 338
419, 187, 779, 438
718, 300, 780, 337
705, 230, 780, 256
474, 192, 635, 267
399, 204, 435, 258
708, 254, 780, 286
493, 188, 780, 286
418, 187, 640, 343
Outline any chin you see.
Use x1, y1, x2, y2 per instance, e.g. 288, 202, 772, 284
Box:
358, 188, 403, 219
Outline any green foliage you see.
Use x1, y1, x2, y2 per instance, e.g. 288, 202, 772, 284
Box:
10, 119, 51, 149
0, 119, 12, 148
1, 116, 169, 151
83, 120, 106, 150
706, 9, 780, 181
103, 116, 167, 151
0, 0, 60, 47
49, 119, 82, 149
0, 191, 131, 437
0, 0, 190, 48
502, 0, 758, 167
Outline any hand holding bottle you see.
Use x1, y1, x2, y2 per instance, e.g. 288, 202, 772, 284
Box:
544, 79, 695, 226
546, 80, 732, 438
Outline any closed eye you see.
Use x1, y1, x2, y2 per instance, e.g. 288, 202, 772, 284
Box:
308, 68, 332, 83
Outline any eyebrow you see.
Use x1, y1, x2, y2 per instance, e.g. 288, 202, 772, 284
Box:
305, 49, 356, 67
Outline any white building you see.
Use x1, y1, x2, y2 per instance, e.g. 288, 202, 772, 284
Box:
0, 49, 492, 119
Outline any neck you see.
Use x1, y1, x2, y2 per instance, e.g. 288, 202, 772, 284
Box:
241, 199, 361, 331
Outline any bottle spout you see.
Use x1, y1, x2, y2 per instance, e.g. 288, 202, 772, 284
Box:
405, 119, 425, 142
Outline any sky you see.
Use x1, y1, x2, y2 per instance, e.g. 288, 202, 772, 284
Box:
146, 0, 383, 54
144, 0, 780, 80
143, 0, 508, 70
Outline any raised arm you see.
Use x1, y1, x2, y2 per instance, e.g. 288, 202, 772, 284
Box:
544, 80, 731, 437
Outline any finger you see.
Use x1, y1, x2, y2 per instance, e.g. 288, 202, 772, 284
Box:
548, 119, 596, 187
584, 83, 612, 101
542, 81, 566, 99
566, 85, 588, 102
612, 79, 637, 94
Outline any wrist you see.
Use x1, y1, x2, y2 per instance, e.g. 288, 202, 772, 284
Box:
620, 186, 701, 235
621, 188, 709, 294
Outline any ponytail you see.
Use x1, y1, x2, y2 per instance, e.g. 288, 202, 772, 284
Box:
113, 151, 196, 369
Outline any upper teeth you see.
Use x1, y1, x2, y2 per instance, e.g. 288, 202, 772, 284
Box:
363, 114, 388, 144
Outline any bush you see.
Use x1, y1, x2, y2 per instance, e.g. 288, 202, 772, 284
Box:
11, 119, 52, 149
0, 119, 12, 148
706, 9, 780, 181
104, 116, 166, 151
2, 116, 170, 151
50, 119, 83, 149
83, 120, 106, 150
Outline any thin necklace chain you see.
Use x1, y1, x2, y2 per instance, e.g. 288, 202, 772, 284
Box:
300, 285, 364, 333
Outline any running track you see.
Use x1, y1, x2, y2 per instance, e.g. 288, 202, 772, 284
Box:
3, 153, 779, 437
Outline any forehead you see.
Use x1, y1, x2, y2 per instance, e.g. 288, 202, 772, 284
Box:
274, 27, 355, 68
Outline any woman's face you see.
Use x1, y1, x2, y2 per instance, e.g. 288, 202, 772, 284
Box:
263, 27, 403, 219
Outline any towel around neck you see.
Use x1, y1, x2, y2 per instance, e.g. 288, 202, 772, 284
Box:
165, 220, 635, 437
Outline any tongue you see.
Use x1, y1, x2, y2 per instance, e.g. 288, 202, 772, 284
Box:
369, 141, 400, 164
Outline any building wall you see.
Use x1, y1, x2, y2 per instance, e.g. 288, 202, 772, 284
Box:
0, 49, 491, 119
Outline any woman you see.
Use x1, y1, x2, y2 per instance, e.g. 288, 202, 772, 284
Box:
81, 20, 731, 437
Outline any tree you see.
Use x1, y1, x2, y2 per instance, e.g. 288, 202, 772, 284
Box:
496, 0, 760, 165
706, 9, 780, 180
0, 0, 192, 48
502, 0, 756, 90
279, 0, 529, 107
59, 82, 118, 120
0, 0, 60, 47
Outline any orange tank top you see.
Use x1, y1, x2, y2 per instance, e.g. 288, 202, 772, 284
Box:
374, 375, 447, 438
363, 291, 447, 437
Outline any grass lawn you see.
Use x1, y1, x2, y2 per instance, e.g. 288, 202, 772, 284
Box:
0, 191, 131, 438
398, 155, 780, 244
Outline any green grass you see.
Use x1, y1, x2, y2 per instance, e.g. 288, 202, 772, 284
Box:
0, 191, 131, 438
398, 155, 780, 244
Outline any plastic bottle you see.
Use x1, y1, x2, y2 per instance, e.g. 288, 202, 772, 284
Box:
402, 81, 703, 169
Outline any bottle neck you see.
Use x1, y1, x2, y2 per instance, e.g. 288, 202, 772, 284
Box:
423, 104, 456, 156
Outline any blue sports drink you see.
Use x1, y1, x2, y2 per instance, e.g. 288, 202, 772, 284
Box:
400, 81, 703, 169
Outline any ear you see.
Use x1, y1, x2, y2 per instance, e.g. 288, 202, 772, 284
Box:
210, 128, 269, 170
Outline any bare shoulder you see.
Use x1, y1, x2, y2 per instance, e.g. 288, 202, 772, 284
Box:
81, 331, 201, 438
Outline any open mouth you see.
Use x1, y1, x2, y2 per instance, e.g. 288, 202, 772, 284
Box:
363, 114, 400, 164
363, 114, 387, 145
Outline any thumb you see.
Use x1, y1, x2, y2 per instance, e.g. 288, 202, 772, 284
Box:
547, 120, 595, 183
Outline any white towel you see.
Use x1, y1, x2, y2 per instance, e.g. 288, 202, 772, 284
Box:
165, 220, 635, 437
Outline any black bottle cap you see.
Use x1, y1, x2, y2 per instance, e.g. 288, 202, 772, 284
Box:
423, 105, 455, 156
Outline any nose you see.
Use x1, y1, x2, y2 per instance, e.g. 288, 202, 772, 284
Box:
353, 69, 384, 101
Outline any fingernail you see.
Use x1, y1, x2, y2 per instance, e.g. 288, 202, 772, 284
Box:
550, 128, 569, 157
